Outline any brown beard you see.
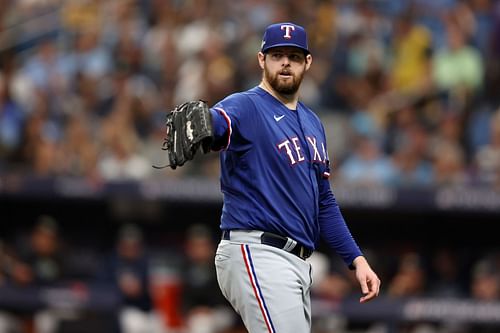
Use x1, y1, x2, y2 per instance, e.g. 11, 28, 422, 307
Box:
264, 64, 305, 95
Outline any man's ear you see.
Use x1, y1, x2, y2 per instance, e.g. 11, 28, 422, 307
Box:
305, 54, 312, 71
258, 52, 265, 70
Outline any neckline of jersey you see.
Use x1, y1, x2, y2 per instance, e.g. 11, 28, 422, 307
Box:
254, 86, 298, 112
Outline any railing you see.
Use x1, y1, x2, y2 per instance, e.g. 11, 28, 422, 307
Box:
1, 176, 499, 214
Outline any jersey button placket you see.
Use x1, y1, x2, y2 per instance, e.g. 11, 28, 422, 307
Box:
295, 107, 319, 219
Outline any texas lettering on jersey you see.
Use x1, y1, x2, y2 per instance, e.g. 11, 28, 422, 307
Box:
277, 136, 328, 165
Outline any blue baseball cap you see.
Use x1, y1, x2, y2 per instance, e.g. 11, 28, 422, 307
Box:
261, 22, 310, 55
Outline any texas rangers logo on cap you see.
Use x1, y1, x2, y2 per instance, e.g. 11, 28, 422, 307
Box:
261, 22, 310, 54
281, 24, 295, 39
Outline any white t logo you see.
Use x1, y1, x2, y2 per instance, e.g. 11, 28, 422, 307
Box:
280, 24, 295, 39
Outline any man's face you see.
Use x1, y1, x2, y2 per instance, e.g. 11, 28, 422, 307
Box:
259, 47, 312, 95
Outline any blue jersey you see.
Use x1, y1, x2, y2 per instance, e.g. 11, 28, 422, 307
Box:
210, 86, 362, 267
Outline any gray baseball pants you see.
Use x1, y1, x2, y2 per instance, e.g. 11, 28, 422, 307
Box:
215, 230, 313, 333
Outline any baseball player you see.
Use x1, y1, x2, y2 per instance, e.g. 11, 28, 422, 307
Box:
208, 22, 381, 333
161, 22, 381, 333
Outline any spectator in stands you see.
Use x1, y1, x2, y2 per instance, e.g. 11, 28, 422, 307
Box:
31, 135, 63, 177
21, 38, 74, 99
15, 215, 68, 286
465, 257, 500, 333
97, 223, 163, 333
366, 251, 440, 333
7, 215, 78, 333
482, 0, 500, 106
387, 252, 427, 298
17, 93, 63, 177
0, 68, 26, 164
428, 112, 469, 185
432, 20, 484, 95
474, 109, 500, 186
180, 224, 235, 333
0, 240, 21, 333
470, 257, 500, 301
389, 123, 434, 187
428, 247, 467, 298
465, 0, 495, 56
431, 141, 468, 186
339, 135, 396, 186
389, 10, 433, 94
58, 112, 99, 179
430, 113, 464, 152
72, 29, 113, 82
97, 97, 152, 180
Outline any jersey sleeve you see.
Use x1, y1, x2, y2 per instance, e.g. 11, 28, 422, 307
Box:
209, 93, 254, 151
317, 133, 363, 269
210, 108, 231, 151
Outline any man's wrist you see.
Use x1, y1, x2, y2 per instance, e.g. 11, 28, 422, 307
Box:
352, 255, 367, 269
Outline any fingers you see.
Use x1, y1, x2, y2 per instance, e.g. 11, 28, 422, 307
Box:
359, 278, 369, 295
359, 275, 381, 303
353, 256, 381, 303
359, 291, 376, 303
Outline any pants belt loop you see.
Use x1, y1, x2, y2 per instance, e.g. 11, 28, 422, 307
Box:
282, 237, 297, 252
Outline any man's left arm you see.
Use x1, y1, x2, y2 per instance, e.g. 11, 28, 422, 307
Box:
318, 176, 381, 302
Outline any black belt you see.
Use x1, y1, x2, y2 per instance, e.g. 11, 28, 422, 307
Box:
221, 230, 313, 260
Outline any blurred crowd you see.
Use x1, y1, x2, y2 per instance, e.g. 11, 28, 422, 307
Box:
1, 216, 500, 333
0, 217, 238, 333
1, 0, 500, 188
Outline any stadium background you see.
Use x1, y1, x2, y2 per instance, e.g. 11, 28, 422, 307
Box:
1, 0, 500, 333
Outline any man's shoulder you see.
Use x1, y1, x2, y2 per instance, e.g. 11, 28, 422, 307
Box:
298, 101, 322, 124
216, 87, 262, 108
229, 86, 263, 99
